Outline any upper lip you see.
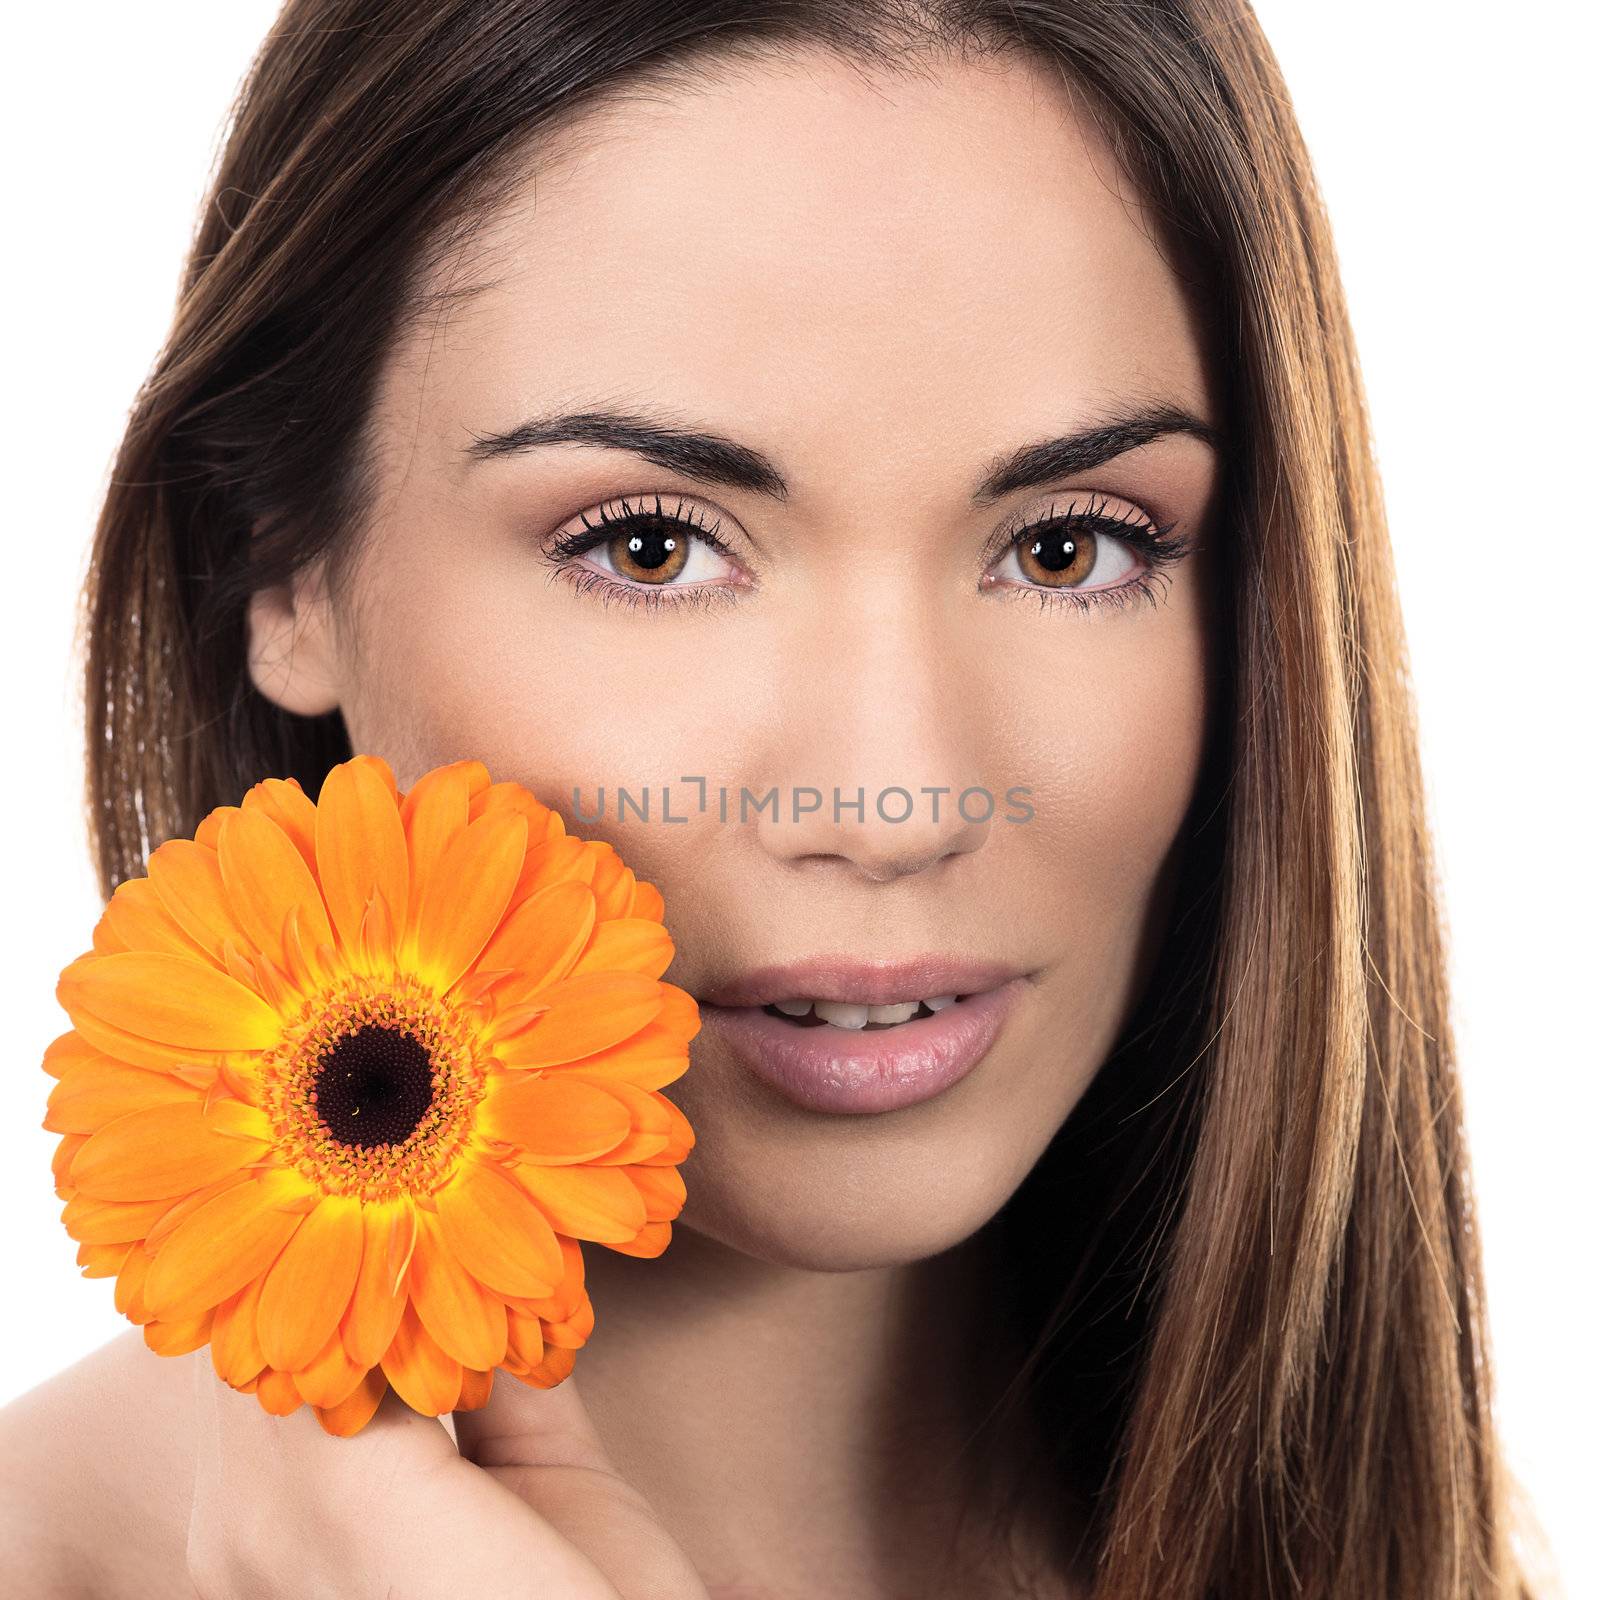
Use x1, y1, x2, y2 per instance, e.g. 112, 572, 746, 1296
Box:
695, 955, 1029, 1009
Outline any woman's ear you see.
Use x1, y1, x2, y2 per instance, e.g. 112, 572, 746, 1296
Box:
245, 556, 344, 717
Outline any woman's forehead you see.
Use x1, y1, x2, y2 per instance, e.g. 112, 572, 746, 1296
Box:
388, 49, 1215, 487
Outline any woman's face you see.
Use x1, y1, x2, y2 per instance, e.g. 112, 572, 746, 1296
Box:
248, 48, 1221, 1270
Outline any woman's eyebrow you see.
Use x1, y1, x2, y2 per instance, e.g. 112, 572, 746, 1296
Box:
462, 401, 1217, 503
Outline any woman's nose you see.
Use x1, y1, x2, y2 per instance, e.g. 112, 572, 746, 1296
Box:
749, 582, 996, 883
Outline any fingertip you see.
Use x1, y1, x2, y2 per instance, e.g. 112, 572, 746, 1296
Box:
452, 1365, 614, 1473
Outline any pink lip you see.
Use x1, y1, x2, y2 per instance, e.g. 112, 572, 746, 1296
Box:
695, 954, 1029, 1010
697, 975, 1028, 1115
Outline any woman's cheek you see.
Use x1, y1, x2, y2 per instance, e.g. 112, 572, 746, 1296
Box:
1011, 618, 1208, 951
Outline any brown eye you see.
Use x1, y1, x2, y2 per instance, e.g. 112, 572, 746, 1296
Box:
548, 494, 743, 600
606, 515, 691, 584
1015, 522, 1097, 587
996, 494, 1191, 615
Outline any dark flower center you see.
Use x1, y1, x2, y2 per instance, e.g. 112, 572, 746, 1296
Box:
312, 1024, 436, 1148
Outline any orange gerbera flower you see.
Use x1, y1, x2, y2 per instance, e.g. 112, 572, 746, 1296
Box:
44, 755, 698, 1436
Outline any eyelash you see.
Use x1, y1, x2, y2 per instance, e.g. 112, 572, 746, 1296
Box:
541, 490, 1192, 617
987, 492, 1191, 617
544, 495, 743, 617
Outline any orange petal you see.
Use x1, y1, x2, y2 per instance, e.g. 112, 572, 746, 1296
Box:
504, 1235, 587, 1321
54, 1007, 203, 1073
510, 835, 593, 904
57, 950, 282, 1052
70, 1101, 271, 1202
492, 972, 666, 1068
455, 1366, 495, 1412
312, 1365, 388, 1436
532, 983, 699, 1091
381, 1300, 464, 1416
478, 1075, 631, 1165
209, 1094, 290, 1143
62, 1191, 172, 1246
256, 1195, 364, 1371
543, 1296, 596, 1349
585, 843, 637, 920
398, 761, 485, 944
636, 1089, 695, 1165
566, 918, 675, 981
627, 1163, 688, 1221
434, 1156, 563, 1299
604, 1220, 673, 1259
310, 1363, 388, 1440
77, 1240, 135, 1278
143, 1306, 215, 1357
629, 879, 666, 923
255, 1368, 305, 1416
52, 1133, 89, 1196
147, 840, 246, 965
241, 777, 320, 876
340, 1200, 411, 1367
511, 1162, 647, 1243
475, 880, 596, 999
559, 1075, 677, 1165
315, 758, 409, 963
217, 807, 336, 984
470, 780, 559, 835
353, 888, 398, 972
350, 754, 400, 803
411, 811, 528, 993
407, 1209, 507, 1371
292, 1324, 372, 1409
42, 1029, 101, 1080
145, 1171, 258, 1253
210, 1272, 267, 1387
44, 1058, 201, 1135
97, 875, 214, 963
194, 804, 237, 851
142, 1169, 310, 1321
511, 1342, 576, 1390
506, 1308, 545, 1371
115, 1240, 153, 1317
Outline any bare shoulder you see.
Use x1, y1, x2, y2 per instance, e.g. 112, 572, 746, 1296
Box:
0, 1330, 198, 1600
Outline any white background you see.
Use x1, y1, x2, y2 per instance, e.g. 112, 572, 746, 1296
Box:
2, 5, 1592, 1594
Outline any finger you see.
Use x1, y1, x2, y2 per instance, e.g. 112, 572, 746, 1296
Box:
455, 1373, 709, 1599
192, 1350, 459, 1514
189, 1353, 454, 1594
190, 1355, 626, 1600
454, 1367, 617, 1478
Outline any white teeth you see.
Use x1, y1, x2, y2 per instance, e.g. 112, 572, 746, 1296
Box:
866, 1001, 920, 1025
768, 995, 960, 1027
811, 999, 871, 1029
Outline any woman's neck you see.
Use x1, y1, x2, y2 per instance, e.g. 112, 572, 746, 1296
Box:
571, 1219, 1081, 1597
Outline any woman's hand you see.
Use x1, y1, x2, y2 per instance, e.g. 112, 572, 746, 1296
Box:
187, 1354, 710, 1600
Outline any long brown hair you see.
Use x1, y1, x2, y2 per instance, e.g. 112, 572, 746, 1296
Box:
78, 2, 1539, 1595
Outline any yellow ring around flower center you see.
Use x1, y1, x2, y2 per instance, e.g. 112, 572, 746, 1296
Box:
258, 971, 484, 1201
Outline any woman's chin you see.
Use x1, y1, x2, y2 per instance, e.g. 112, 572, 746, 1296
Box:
670, 1164, 1013, 1274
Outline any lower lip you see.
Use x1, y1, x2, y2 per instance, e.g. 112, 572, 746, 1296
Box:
697, 979, 1027, 1114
